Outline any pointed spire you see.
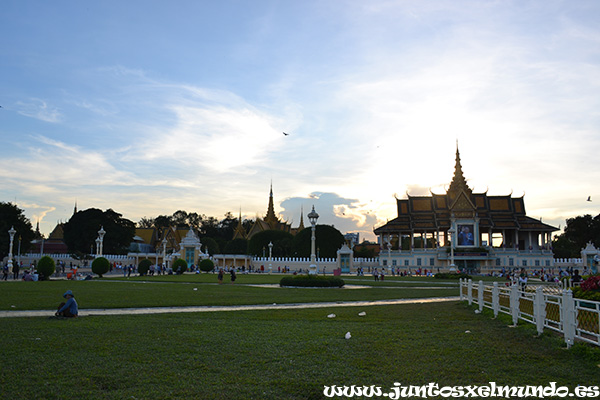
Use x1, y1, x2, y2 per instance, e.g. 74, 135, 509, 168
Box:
298, 205, 305, 230
448, 143, 471, 196
233, 207, 246, 239
265, 182, 278, 227
74, 200, 78, 215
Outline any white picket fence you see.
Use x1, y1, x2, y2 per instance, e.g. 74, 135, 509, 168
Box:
459, 279, 600, 348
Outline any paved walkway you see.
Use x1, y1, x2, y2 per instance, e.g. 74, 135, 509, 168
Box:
0, 296, 460, 318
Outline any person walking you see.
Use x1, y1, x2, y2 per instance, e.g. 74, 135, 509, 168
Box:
230, 268, 237, 284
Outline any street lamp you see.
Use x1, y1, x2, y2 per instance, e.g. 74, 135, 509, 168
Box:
308, 205, 319, 275
268, 241, 273, 274
95, 238, 101, 257
7, 226, 16, 271
97, 226, 106, 256
448, 226, 456, 271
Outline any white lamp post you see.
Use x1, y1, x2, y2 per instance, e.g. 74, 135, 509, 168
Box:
95, 238, 101, 257
308, 205, 319, 275
97, 226, 106, 256
448, 227, 456, 271
7, 226, 16, 271
268, 241, 273, 274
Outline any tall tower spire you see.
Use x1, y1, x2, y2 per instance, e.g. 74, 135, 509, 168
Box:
265, 182, 278, 227
448, 143, 470, 194
233, 207, 246, 239
298, 205, 305, 230
74, 200, 78, 215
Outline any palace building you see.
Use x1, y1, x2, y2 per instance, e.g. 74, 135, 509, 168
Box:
373, 147, 558, 273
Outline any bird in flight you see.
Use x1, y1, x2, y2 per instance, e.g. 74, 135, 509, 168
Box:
587, 196, 592, 202
282, 132, 289, 136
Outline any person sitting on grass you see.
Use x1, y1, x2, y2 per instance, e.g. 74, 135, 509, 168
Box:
55, 290, 78, 318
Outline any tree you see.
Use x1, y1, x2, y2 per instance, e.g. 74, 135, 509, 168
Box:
248, 230, 294, 257
92, 257, 110, 277
137, 217, 155, 228
224, 238, 248, 254
63, 208, 135, 255
0, 202, 35, 261
292, 225, 346, 258
37, 256, 55, 280
138, 259, 152, 275
172, 258, 187, 274
199, 258, 215, 273
552, 214, 600, 258
201, 237, 219, 256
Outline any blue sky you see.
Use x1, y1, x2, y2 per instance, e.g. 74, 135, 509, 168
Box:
1, 1, 599, 242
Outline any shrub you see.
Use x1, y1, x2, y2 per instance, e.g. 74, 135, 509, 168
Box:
580, 275, 600, 292
138, 259, 152, 276
198, 259, 215, 273
36, 256, 55, 280
572, 287, 600, 302
172, 258, 188, 274
280, 274, 345, 288
91, 257, 110, 278
434, 272, 471, 280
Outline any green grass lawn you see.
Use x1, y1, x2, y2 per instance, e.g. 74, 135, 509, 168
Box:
0, 275, 458, 311
1, 302, 598, 399
1, 276, 597, 400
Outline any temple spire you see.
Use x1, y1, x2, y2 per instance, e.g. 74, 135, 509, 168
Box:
265, 182, 278, 227
233, 207, 246, 239
448, 144, 471, 195
298, 205, 305, 230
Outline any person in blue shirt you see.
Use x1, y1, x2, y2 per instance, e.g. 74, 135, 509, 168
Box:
55, 290, 78, 317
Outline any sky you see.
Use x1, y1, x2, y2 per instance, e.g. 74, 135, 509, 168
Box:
1, 0, 599, 243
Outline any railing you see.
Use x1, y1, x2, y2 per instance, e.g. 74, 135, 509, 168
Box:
460, 279, 600, 348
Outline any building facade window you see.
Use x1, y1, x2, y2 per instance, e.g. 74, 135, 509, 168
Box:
417, 258, 422, 266
404, 260, 409, 266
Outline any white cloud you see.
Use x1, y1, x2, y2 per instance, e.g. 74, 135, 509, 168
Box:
16, 98, 62, 123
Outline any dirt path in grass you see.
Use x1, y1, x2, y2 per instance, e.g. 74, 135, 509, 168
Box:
0, 296, 460, 318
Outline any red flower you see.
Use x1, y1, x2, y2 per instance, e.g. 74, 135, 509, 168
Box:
580, 276, 600, 292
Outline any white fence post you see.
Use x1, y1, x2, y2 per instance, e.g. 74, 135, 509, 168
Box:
492, 282, 499, 318
534, 286, 545, 335
467, 279, 473, 305
478, 280, 484, 312
510, 284, 519, 326
459, 279, 464, 301
562, 290, 575, 348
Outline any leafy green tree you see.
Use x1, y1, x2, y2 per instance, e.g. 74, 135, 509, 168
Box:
137, 217, 155, 228
63, 208, 135, 255
552, 214, 600, 258
201, 237, 219, 255
248, 230, 294, 257
0, 202, 35, 261
92, 257, 110, 277
37, 256, 55, 280
292, 225, 346, 258
198, 258, 215, 272
224, 238, 248, 254
353, 243, 376, 258
172, 258, 187, 274
138, 259, 152, 275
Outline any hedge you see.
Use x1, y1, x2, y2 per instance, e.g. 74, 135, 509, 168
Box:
280, 275, 345, 288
